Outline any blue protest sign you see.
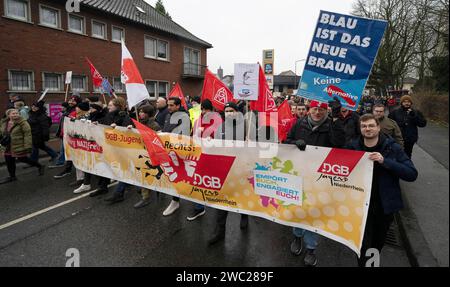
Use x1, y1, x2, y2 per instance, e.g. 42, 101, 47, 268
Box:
298, 11, 387, 110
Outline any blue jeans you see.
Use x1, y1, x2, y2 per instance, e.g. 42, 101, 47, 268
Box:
56, 140, 65, 165
293, 228, 319, 250
114, 182, 129, 196
30, 144, 58, 162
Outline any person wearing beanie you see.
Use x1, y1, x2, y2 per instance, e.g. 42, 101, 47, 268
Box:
389, 94, 427, 159
207, 101, 249, 245
28, 101, 58, 163
284, 97, 346, 267
72, 100, 107, 195
130, 104, 162, 209
86, 96, 100, 103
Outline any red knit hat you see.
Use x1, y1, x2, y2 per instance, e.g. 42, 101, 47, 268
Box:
309, 100, 328, 109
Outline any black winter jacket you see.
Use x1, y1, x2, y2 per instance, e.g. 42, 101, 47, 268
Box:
28, 111, 51, 146
346, 135, 418, 214
285, 116, 346, 148
100, 110, 133, 127
340, 112, 360, 145
388, 107, 427, 143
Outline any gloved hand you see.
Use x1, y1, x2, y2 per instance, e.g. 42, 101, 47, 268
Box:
328, 96, 342, 118
295, 139, 307, 151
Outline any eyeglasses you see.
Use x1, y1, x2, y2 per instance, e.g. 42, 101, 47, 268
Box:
361, 124, 378, 129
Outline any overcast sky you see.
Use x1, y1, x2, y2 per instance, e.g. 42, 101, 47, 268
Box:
145, 0, 355, 76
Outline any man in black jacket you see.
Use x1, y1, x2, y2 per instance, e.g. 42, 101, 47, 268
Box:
388, 95, 427, 159
285, 97, 346, 267
207, 102, 249, 245
155, 97, 169, 128
161, 97, 191, 216
347, 114, 417, 266
339, 107, 360, 145
28, 101, 58, 163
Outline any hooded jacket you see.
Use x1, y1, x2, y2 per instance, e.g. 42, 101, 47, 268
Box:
0, 117, 32, 154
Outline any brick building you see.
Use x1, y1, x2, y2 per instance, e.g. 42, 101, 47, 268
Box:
0, 0, 212, 114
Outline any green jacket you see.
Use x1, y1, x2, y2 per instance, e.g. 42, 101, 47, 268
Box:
380, 116, 404, 148
0, 117, 33, 154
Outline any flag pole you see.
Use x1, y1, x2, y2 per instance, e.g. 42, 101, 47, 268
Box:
246, 100, 252, 142
64, 84, 69, 102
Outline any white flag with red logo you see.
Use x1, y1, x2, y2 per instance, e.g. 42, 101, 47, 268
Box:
121, 41, 150, 109
201, 69, 236, 112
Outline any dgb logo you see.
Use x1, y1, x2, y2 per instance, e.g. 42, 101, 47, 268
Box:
318, 149, 365, 177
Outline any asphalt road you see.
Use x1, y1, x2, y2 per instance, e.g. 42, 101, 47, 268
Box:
0, 163, 409, 267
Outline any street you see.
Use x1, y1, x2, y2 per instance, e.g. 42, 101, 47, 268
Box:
0, 147, 414, 267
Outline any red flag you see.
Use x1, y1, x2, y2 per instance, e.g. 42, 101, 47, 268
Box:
132, 119, 170, 166
168, 83, 188, 111
85, 57, 103, 88
201, 69, 235, 112
250, 65, 276, 112
277, 100, 297, 142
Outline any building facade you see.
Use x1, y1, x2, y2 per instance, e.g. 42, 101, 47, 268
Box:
273, 70, 300, 95
0, 0, 212, 113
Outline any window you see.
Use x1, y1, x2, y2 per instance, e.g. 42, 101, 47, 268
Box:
145, 81, 157, 98
39, 5, 59, 28
112, 26, 125, 43
157, 40, 168, 60
72, 75, 87, 92
184, 47, 201, 75
145, 37, 169, 60
5, 0, 29, 21
113, 77, 124, 93
8, 70, 33, 91
92, 20, 106, 39
68, 14, 84, 34
43, 73, 63, 91
144, 36, 156, 58
158, 82, 168, 98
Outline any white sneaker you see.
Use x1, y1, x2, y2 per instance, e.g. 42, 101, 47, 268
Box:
74, 184, 91, 194
163, 200, 180, 216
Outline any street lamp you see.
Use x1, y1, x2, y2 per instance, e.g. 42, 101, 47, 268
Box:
294, 59, 306, 90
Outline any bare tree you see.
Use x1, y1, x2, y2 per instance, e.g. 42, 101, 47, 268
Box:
352, 0, 447, 90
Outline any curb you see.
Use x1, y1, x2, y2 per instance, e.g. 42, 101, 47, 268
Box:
396, 199, 439, 267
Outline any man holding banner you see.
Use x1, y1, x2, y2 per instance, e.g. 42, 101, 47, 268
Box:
285, 97, 345, 266
347, 114, 417, 266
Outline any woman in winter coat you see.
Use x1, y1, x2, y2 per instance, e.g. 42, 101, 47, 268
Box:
0, 109, 44, 184
89, 97, 134, 198
28, 101, 58, 163
73, 102, 107, 194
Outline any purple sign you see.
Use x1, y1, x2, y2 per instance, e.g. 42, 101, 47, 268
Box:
48, 103, 63, 124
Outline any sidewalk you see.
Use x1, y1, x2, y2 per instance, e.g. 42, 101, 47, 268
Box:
398, 125, 449, 266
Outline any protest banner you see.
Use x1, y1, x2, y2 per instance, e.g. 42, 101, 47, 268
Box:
298, 11, 387, 110
234, 63, 260, 101
65, 119, 373, 256
48, 103, 63, 124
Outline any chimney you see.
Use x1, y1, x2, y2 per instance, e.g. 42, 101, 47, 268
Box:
217, 66, 223, 80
